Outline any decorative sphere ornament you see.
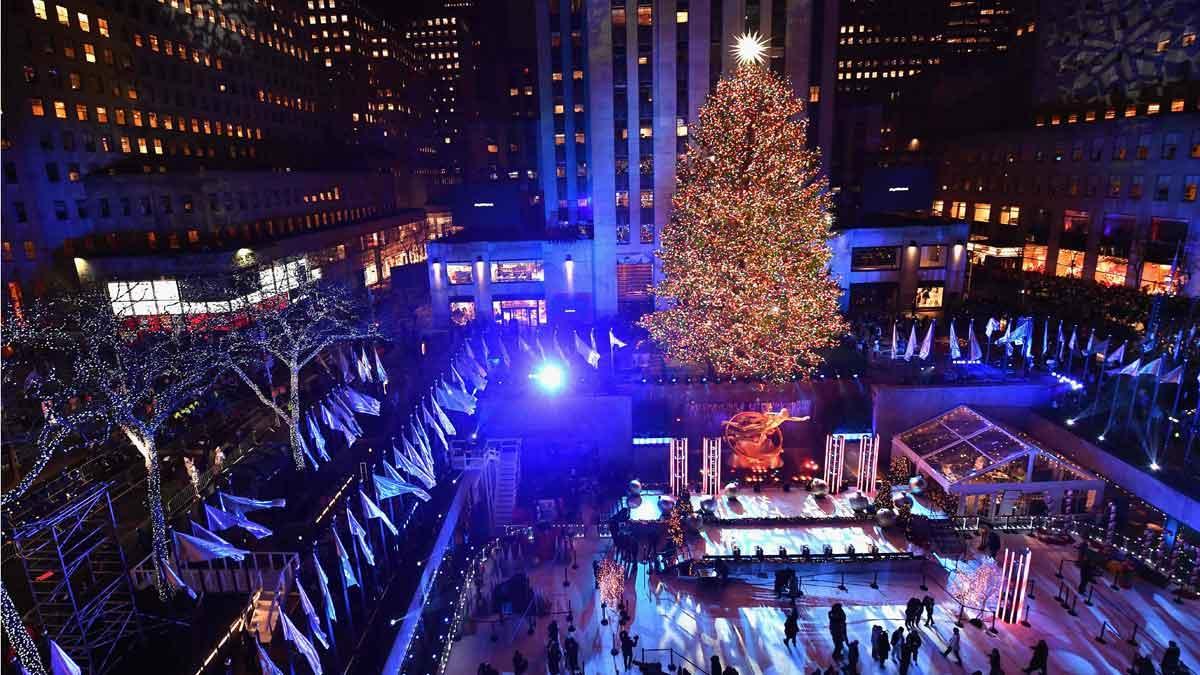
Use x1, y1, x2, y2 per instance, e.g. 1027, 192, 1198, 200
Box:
908, 476, 927, 494
724, 482, 739, 498
892, 492, 913, 509
628, 479, 643, 495
699, 498, 717, 512
659, 495, 677, 512
810, 478, 828, 497
876, 508, 898, 527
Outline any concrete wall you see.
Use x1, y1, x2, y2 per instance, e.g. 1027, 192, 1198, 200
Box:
870, 382, 1058, 461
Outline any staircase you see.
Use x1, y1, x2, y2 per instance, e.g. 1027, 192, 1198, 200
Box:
490, 439, 522, 530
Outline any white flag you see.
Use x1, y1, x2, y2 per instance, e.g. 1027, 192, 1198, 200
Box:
919, 321, 934, 360
891, 321, 899, 359
49, 639, 82, 675
346, 508, 374, 566
949, 322, 961, 360
574, 331, 600, 368
256, 640, 286, 675
904, 324, 916, 361
609, 329, 627, 349
297, 581, 330, 649
280, 610, 323, 675
359, 489, 398, 536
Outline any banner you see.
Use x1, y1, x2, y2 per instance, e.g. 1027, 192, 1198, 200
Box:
174, 530, 248, 562
313, 550, 337, 623
280, 610, 323, 675
375, 472, 433, 502
331, 530, 358, 588
204, 504, 273, 539
346, 508, 375, 566
219, 492, 286, 515
297, 581, 330, 649
49, 639, 82, 675
360, 489, 399, 535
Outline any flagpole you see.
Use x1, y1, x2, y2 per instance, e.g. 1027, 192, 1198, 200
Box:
1146, 365, 1165, 439
1126, 373, 1141, 429
1103, 373, 1124, 436
314, 549, 340, 664
332, 525, 356, 639
1164, 359, 1189, 459
1067, 326, 1076, 375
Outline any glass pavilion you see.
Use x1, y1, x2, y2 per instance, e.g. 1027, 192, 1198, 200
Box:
893, 406, 1105, 517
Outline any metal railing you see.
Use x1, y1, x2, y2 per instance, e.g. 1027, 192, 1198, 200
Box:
639, 647, 709, 675
129, 550, 298, 597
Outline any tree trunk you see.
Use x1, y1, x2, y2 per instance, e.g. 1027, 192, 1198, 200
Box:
288, 367, 305, 470
142, 436, 172, 600
1, 582, 48, 675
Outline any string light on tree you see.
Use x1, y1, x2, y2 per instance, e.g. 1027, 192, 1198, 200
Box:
597, 557, 625, 605
640, 51, 845, 380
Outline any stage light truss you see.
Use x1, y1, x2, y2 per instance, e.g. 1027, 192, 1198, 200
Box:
856, 434, 880, 495
996, 547, 1033, 624
701, 437, 722, 497
824, 434, 845, 493
669, 438, 689, 497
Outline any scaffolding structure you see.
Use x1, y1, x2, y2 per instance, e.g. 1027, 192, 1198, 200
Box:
8, 480, 144, 674
823, 434, 846, 493
669, 438, 689, 497
700, 438, 722, 497
856, 434, 880, 495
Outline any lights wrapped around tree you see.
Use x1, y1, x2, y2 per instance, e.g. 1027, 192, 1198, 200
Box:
949, 558, 1003, 617
639, 57, 845, 380
597, 558, 625, 605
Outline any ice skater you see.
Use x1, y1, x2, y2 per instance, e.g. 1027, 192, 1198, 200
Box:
989, 647, 1004, 675
905, 597, 922, 629
890, 626, 904, 663
828, 603, 848, 660
905, 628, 923, 667
922, 594, 935, 626
620, 630, 639, 669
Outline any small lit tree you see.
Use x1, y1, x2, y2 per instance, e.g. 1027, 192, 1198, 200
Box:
5, 287, 220, 599
220, 274, 380, 470
641, 37, 845, 380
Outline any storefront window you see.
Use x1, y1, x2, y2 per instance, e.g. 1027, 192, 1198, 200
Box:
915, 285, 944, 309
850, 246, 899, 271
492, 298, 546, 326
490, 260, 544, 282
919, 245, 946, 268
449, 300, 476, 326
446, 262, 474, 285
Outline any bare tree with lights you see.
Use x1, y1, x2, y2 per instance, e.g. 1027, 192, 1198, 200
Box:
641, 34, 845, 380
219, 274, 380, 471
4, 287, 221, 600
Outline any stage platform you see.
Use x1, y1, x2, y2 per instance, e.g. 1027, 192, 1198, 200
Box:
629, 488, 864, 522
697, 523, 901, 556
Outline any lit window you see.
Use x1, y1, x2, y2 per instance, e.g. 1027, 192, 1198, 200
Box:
639, 127, 652, 139
574, 103, 584, 113
137, 138, 148, 154
972, 203, 992, 223
83, 43, 95, 62
97, 17, 108, 36
1171, 99, 1185, 112
637, 6, 652, 25
574, 131, 585, 144
487, 144, 498, 153
120, 136, 131, 153
95, 106, 108, 123
930, 200, 944, 216
676, 125, 687, 137
1124, 105, 1137, 117
998, 205, 1020, 225
1148, 103, 1161, 115
33, 0, 47, 20
553, 104, 564, 114
53, 100, 67, 118
55, 4, 67, 25
676, 10, 688, 22
77, 11, 89, 31
75, 103, 87, 120
572, 70, 583, 80
552, 72, 562, 81
30, 98, 45, 116
490, 260, 544, 283
153, 138, 163, 155
950, 201, 967, 219
554, 133, 565, 145
809, 85, 821, 103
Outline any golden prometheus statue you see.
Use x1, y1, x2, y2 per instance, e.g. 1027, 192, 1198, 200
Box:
721, 407, 810, 470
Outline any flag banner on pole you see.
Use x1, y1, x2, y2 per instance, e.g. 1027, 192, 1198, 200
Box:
1085, 330, 1094, 355
919, 321, 934, 360
204, 504, 273, 539
335, 347, 352, 382
518, 335, 533, 354
1057, 321, 1065, 360
372, 347, 388, 387
331, 530, 358, 588
968, 322, 983, 361
397, 438, 436, 488
610, 328, 627, 349
480, 336, 492, 367
423, 405, 449, 451
337, 387, 381, 416
1138, 357, 1163, 377
295, 431, 320, 470
174, 530, 248, 562
409, 425, 434, 473
1091, 339, 1110, 361
1106, 343, 1126, 364
382, 458, 405, 483
996, 317, 1032, 345
1111, 358, 1142, 376
431, 396, 457, 435
218, 492, 286, 516
256, 640, 286, 675
553, 329, 569, 362
346, 508, 375, 566
1068, 327, 1078, 352
949, 322, 961, 360
305, 411, 331, 462
535, 333, 548, 360
327, 394, 363, 433
161, 558, 197, 599
313, 551, 336, 623
985, 317, 998, 338
280, 610, 323, 675
1160, 364, 1185, 384
355, 347, 372, 382
359, 489, 398, 536
890, 322, 899, 359
450, 364, 467, 391
464, 340, 478, 366
49, 639, 82, 675
374, 473, 433, 502
574, 331, 601, 368
436, 379, 476, 415
498, 336, 512, 368
297, 581, 330, 649
904, 324, 916, 361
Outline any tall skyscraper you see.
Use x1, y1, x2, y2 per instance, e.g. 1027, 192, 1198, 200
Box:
534, 0, 838, 317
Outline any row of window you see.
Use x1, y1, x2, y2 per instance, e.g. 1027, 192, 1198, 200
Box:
850, 245, 947, 271
954, 131, 1200, 164
939, 174, 1200, 204
29, 99, 264, 141
1035, 98, 1194, 126
443, 261, 544, 285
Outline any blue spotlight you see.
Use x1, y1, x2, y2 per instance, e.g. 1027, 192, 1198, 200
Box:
531, 361, 567, 393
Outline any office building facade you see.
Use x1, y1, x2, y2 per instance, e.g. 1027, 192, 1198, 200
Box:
533, 0, 838, 318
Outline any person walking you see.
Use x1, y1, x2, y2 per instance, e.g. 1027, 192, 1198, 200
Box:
898, 638, 912, 675
989, 647, 1004, 675
620, 630, 639, 670
923, 595, 936, 627
547, 640, 563, 675
905, 597, 922, 629
890, 626, 905, 663
512, 650, 529, 675
564, 635, 580, 673
875, 626, 890, 666
829, 603, 848, 660
784, 608, 800, 647
1162, 640, 1182, 675
846, 640, 860, 675
905, 628, 923, 668
942, 627, 963, 664
1023, 640, 1048, 675
711, 655, 723, 675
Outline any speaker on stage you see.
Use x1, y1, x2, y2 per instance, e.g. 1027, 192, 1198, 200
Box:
778, 546, 787, 557
755, 546, 765, 561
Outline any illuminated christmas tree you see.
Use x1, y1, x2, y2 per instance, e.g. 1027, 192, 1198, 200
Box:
641, 34, 845, 380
